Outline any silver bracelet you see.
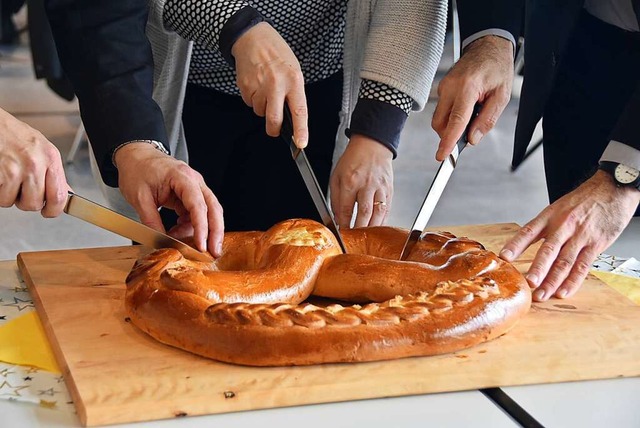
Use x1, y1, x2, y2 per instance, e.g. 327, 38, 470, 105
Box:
111, 139, 170, 168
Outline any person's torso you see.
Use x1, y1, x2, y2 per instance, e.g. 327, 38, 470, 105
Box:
188, 0, 348, 95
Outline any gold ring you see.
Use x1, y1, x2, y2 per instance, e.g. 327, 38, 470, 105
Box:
373, 201, 387, 207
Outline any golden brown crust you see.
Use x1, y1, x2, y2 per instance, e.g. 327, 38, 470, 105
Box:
125, 219, 531, 366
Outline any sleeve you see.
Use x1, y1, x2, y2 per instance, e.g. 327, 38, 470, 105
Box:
600, 82, 640, 170
352, 0, 448, 155
163, 0, 267, 67
347, 79, 413, 157
44, 0, 168, 188
456, 0, 524, 50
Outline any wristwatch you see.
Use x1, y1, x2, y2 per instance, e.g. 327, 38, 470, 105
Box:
598, 161, 640, 190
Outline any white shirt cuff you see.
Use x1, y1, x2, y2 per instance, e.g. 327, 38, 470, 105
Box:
600, 141, 640, 171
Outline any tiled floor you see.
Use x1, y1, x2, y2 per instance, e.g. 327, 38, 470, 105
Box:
0, 22, 637, 261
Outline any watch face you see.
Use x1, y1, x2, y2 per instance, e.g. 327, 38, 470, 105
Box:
614, 164, 640, 184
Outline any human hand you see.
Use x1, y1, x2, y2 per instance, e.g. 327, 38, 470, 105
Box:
113, 143, 224, 257
0, 108, 71, 217
500, 170, 640, 302
432, 35, 514, 161
232, 22, 308, 149
330, 135, 394, 229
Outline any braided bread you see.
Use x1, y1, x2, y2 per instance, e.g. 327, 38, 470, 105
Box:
125, 219, 531, 366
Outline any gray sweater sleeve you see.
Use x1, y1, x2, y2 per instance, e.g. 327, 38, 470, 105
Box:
359, 0, 448, 112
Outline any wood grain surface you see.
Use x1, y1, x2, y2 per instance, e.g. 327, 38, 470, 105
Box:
16, 223, 640, 427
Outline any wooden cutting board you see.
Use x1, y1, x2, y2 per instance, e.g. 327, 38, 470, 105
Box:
17, 223, 640, 427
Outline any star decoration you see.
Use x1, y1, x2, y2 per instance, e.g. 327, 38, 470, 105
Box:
55, 376, 65, 384
3, 296, 34, 311
0, 380, 29, 397
0, 369, 15, 378
23, 376, 33, 381
25, 367, 39, 374
0, 315, 6, 320
13, 286, 28, 293
38, 387, 58, 396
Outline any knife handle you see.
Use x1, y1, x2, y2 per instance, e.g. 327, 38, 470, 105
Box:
456, 103, 482, 155
281, 104, 297, 156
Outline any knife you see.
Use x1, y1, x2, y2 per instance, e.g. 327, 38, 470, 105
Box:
399, 104, 481, 260
63, 192, 214, 262
281, 105, 348, 253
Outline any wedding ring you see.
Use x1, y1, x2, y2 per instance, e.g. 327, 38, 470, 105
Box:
373, 201, 387, 207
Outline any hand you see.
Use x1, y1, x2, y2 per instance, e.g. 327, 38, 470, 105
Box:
500, 171, 640, 302
330, 135, 394, 229
232, 22, 308, 149
432, 35, 514, 161
113, 143, 224, 257
0, 108, 71, 217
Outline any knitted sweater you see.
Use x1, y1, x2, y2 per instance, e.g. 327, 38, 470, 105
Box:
92, 0, 448, 217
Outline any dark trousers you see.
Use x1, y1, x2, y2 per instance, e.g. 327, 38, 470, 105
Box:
163, 71, 343, 232
543, 10, 640, 210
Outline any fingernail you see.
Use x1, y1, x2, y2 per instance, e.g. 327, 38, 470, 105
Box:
533, 288, 546, 301
557, 288, 568, 298
298, 139, 307, 149
436, 149, 444, 161
526, 273, 539, 287
470, 129, 484, 145
500, 249, 513, 261
216, 242, 223, 256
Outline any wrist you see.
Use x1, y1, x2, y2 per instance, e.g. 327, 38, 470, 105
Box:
348, 134, 394, 160
594, 169, 640, 202
112, 140, 169, 169
465, 34, 514, 58
220, 6, 269, 67
231, 22, 274, 60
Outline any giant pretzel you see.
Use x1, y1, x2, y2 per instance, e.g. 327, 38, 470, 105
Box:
125, 219, 531, 366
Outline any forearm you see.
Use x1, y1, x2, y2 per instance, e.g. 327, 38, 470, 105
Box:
45, 0, 167, 187
360, 0, 448, 110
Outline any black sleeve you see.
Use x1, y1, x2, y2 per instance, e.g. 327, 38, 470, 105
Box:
44, 0, 168, 188
610, 82, 640, 151
456, 0, 524, 44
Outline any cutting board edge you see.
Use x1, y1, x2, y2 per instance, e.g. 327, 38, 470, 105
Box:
16, 254, 90, 426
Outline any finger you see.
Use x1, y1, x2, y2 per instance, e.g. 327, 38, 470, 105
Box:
203, 189, 225, 258
265, 91, 284, 138
435, 92, 477, 161
431, 84, 454, 136
526, 223, 577, 294
499, 214, 548, 262
554, 246, 598, 299
175, 186, 211, 254
331, 177, 355, 229
134, 191, 167, 234
41, 158, 69, 218
467, 90, 509, 146
287, 87, 309, 149
353, 189, 375, 228
368, 190, 389, 227
532, 235, 583, 302
240, 87, 257, 108
14, 176, 44, 212
251, 91, 267, 118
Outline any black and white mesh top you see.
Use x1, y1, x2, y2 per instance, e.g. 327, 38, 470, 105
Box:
163, 0, 414, 155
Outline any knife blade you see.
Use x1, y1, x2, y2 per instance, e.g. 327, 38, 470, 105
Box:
399, 104, 481, 260
64, 192, 214, 262
281, 105, 348, 253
